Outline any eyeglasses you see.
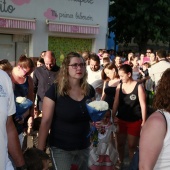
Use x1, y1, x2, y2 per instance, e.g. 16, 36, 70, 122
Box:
68, 63, 86, 69
146, 52, 151, 53
19, 65, 30, 76
0, 59, 8, 64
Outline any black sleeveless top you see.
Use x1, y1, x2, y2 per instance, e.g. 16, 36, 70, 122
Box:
117, 82, 142, 122
104, 81, 117, 109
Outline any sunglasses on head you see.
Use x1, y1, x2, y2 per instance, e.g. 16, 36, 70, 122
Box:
0, 59, 8, 64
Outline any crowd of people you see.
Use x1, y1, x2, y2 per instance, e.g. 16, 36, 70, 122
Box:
0, 47, 170, 170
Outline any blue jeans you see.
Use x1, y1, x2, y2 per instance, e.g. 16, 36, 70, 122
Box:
50, 147, 90, 170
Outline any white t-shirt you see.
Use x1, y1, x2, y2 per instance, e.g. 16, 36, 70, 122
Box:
86, 66, 103, 100
154, 111, 170, 170
150, 61, 170, 87
0, 70, 16, 170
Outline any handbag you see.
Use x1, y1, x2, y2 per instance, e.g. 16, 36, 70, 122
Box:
128, 147, 139, 170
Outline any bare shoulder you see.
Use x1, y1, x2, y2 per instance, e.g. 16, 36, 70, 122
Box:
137, 82, 144, 89
137, 83, 145, 92
147, 111, 166, 124
44, 96, 54, 103
142, 111, 167, 133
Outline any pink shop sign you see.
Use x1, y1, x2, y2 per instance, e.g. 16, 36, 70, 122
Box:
0, 18, 6, 27
71, 25, 79, 33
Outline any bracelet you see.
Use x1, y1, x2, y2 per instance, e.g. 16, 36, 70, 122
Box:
16, 164, 27, 170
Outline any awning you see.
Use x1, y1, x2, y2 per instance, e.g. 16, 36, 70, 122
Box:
0, 17, 36, 30
46, 20, 99, 34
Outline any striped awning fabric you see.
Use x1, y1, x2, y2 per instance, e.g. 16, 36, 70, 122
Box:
0, 17, 36, 30
46, 20, 99, 34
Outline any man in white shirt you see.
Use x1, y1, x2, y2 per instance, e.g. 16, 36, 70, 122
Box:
0, 69, 26, 170
150, 49, 170, 88
87, 53, 103, 100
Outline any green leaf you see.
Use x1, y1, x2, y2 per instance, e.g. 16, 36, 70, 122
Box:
109, 0, 170, 51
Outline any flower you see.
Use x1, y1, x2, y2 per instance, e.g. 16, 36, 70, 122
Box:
15, 96, 33, 116
86, 101, 109, 146
86, 101, 109, 122
88, 101, 109, 111
16, 97, 27, 103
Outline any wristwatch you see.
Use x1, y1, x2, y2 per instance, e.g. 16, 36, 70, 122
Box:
16, 165, 27, 170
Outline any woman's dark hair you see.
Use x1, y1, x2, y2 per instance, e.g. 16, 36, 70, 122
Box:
24, 148, 43, 170
153, 68, 170, 112
89, 52, 100, 64
156, 49, 167, 59
129, 55, 138, 67
119, 64, 132, 75
101, 62, 119, 80
17, 55, 34, 74
82, 51, 90, 61
0, 59, 13, 73
37, 57, 44, 64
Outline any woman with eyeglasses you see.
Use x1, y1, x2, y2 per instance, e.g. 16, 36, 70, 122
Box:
11, 55, 34, 148
38, 52, 95, 170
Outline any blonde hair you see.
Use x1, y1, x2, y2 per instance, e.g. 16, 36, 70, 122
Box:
56, 52, 90, 96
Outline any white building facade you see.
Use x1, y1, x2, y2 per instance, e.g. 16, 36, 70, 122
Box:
0, 0, 109, 65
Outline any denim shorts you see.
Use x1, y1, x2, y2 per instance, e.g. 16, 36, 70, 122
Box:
50, 147, 90, 170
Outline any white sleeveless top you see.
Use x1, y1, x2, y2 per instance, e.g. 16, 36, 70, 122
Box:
154, 111, 170, 170
132, 71, 140, 81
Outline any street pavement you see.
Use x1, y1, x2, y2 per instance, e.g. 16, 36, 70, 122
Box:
122, 144, 130, 170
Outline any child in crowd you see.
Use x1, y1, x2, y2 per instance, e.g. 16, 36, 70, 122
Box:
139, 62, 150, 79
24, 147, 50, 170
89, 110, 118, 170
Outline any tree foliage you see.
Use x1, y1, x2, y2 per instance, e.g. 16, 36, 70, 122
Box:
109, 0, 170, 51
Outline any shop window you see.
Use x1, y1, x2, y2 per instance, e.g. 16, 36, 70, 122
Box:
48, 36, 92, 65
0, 34, 29, 66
